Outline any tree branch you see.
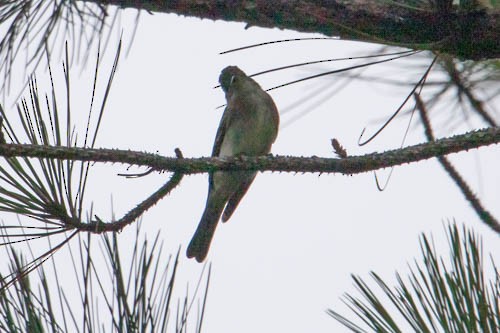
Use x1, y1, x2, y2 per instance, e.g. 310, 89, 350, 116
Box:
415, 94, 500, 234
0, 127, 498, 174
93, 0, 499, 60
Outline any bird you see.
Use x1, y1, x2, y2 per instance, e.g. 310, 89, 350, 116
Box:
186, 66, 280, 262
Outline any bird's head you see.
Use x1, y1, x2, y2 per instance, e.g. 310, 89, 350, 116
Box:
219, 66, 249, 93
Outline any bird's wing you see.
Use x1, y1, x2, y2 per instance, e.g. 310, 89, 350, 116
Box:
208, 105, 233, 190
221, 173, 256, 222
211, 105, 232, 157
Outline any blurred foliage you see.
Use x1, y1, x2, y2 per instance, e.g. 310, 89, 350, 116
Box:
0, 222, 209, 332
328, 223, 500, 332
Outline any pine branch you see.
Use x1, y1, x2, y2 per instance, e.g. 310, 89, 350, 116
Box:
0, 127, 498, 174
93, 0, 499, 60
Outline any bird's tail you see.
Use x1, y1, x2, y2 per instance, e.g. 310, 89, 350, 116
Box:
186, 192, 225, 262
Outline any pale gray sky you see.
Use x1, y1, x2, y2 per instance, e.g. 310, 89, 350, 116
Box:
1, 8, 499, 333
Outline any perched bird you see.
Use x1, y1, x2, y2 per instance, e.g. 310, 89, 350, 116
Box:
186, 66, 280, 262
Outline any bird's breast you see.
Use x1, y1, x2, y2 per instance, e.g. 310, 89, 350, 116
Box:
219, 93, 278, 157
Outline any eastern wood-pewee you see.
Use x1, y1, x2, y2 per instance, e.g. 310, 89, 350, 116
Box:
186, 66, 280, 262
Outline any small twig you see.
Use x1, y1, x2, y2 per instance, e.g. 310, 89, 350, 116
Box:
118, 168, 155, 178
358, 56, 437, 146
77, 150, 186, 233
331, 138, 347, 158
0, 115, 5, 144
30, 149, 187, 234
75, 172, 183, 233
415, 93, 500, 234
440, 55, 498, 127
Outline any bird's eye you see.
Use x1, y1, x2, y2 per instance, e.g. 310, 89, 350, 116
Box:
230, 75, 236, 85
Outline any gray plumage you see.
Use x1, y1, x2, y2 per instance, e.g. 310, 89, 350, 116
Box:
186, 66, 279, 262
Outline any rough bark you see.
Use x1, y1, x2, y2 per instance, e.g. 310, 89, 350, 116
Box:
92, 0, 500, 60
0, 126, 498, 174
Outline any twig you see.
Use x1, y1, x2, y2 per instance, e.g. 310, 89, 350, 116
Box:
415, 93, 500, 234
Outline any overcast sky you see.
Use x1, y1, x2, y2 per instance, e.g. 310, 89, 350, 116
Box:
1, 7, 499, 333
